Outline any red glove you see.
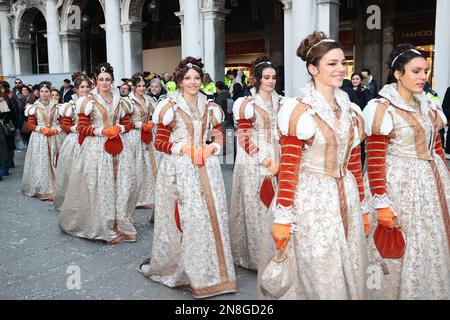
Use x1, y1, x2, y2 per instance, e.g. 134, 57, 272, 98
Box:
271, 224, 291, 252
377, 208, 395, 229
40, 127, 56, 136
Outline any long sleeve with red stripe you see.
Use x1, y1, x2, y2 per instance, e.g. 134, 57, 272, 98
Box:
154, 123, 173, 154
119, 114, 135, 133
76, 113, 95, 137
366, 135, 389, 196
276, 136, 304, 208
210, 124, 224, 149
347, 145, 365, 202
59, 116, 73, 133
27, 115, 37, 131
236, 119, 259, 156
434, 134, 447, 166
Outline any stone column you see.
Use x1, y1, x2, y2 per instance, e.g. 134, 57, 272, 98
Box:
104, 0, 125, 81
122, 22, 146, 77
434, 0, 450, 98
280, 0, 293, 96
174, 11, 185, 58
45, 0, 64, 73
183, 0, 202, 58
201, 4, 230, 82
60, 31, 81, 73
292, 0, 316, 97
12, 39, 34, 75
315, 0, 340, 41
0, 2, 15, 76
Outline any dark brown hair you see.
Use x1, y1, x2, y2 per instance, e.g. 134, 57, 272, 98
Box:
297, 31, 342, 75
71, 72, 92, 89
175, 57, 204, 87
386, 43, 425, 84
131, 72, 146, 87
252, 55, 277, 92
95, 62, 114, 80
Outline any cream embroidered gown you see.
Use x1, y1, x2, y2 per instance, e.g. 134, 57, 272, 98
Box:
125, 92, 158, 210
229, 88, 281, 270
141, 92, 237, 298
54, 96, 79, 210
258, 82, 368, 300
21, 99, 65, 199
362, 83, 450, 299
59, 89, 137, 241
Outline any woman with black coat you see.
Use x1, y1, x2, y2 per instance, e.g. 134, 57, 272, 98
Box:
0, 82, 19, 176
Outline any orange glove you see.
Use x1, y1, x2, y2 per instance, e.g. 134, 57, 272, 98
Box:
263, 158, 279, 175
109, 125, 122, 138
377, 208, 395, 229
40, 127, 56, 136
142, 122, 154, 133
202, 144, 217, 162
363, 213, 370, 237
182, 144, 203, 166
271, 224, 291, 252
102, 126, 121, 139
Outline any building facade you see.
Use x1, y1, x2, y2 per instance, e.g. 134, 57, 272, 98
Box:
0, 0, 449, 97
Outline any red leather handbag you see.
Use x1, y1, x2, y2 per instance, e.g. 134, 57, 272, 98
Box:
260, 177, 275, 209
141, 130, 152, 144
373, 225, 406, 259
104, 136, 123, 156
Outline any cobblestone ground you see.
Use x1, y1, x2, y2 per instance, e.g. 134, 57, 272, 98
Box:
0, 150, 257, 300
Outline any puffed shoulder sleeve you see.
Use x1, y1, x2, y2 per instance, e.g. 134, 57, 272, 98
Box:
153, 98, 176, 126
119, 98, 134, 118
24, 104, 36, 116
76, 96, 94, 115
277, 98, 316, 140
208, 102, 224, 127
232, 97, 254, 121
361, 99, 394, 136
349, 102, 366, 148
59, 101, 75, 118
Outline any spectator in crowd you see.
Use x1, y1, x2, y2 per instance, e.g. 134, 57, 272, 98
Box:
59, 79, 74, 103
119, 83, 131, 97
0, 82, 19, 175
361, 68, 378, 99
0, 120, 7, 181
344, 72, 371, 110
161, 72, 176, 94
201, 73, 217, 99
147, 77, 167, 108
214, 80, 233, 126
12, 78, 23, 97
229, 70, 245, 101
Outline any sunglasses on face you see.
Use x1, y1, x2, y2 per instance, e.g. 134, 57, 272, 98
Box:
15, 82, 22, 85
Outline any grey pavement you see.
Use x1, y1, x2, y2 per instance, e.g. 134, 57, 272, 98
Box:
0, 150, 257, 300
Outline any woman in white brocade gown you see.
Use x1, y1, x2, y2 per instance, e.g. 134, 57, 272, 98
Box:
54, 72, 92, 210
258, 32, 369, 300
362, 43, 450, 300
21, 81, 66, 201
125, 74, 158, 214
139, 57, 237, 299
59, 63, 137, 245
228, 56, 282, 270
